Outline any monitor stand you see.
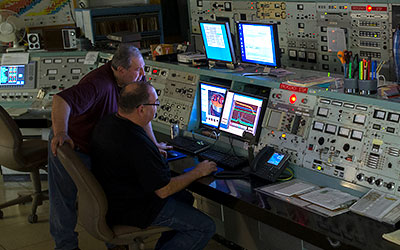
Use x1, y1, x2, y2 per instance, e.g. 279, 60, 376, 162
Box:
240, 65, 271, 76
208, 61, 236, 71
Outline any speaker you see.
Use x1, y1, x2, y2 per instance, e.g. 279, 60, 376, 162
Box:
27, 33, 41, 50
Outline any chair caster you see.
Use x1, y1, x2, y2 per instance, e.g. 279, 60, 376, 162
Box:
28, 214, 38, 223
0, 210, 3, 219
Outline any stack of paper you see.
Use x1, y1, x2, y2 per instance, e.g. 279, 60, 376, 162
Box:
299, 187, 358, 211
350, 189, 400, 221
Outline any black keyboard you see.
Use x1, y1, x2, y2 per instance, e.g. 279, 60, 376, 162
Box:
198, 149, 249, 170
170, 136, 210, 154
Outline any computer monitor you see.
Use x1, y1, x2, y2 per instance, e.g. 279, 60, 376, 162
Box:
199, 20, 236, 65
237, 22, 280, 68
0, 65, 25, 86
199, 82, 228, 129
218, 90, 266, 141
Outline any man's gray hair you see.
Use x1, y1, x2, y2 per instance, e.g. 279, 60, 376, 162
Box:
118, 81, 154, 113
111, 43, 143, 70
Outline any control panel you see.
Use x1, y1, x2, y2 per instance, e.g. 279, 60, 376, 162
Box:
189, 1, 394, 80
253, 85, 400, 197
303, 98, 369, 184
35, 55, 95, 91
145, 66, 199, 129
257, 88, 317, 165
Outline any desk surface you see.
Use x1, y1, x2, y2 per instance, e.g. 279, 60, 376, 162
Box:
168, 155, 399, 250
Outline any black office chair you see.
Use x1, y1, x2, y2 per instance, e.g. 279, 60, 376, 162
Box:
0, 105, 48, 223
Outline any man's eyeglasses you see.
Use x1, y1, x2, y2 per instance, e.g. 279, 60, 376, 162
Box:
136, 100, 160, 108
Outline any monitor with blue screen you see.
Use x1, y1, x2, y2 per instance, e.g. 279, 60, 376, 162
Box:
199, 21, 236, 64
237, 22, 280, 68
199, 82, 228, 129
0, 65, 25, 86
218, 90, 265, 141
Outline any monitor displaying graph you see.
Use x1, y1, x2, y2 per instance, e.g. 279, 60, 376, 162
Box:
219, 90, 265, 140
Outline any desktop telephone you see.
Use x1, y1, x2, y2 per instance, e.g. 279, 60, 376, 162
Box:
250, 146, 290, 182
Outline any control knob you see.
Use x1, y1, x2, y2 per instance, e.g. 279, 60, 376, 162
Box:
375, 179, 383, 187
356, 173, 364, 181
367, 176, 375, 185
386, 182, 395, 190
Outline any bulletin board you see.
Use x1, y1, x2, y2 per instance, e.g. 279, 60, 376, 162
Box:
0, 0, 76, 27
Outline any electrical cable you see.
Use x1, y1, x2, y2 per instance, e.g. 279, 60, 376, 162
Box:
277, 167, 294, 181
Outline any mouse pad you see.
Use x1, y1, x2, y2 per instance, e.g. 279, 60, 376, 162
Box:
183, 166, 224, 174
166, 150, 187, 162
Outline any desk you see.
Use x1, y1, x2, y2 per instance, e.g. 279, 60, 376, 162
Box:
167, 156, 399, 250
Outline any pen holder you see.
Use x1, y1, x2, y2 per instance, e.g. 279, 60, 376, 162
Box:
343, 78, 358, 94
358, 79, 377, 96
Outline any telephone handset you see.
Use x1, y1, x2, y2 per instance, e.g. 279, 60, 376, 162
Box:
250, 146, 290, 182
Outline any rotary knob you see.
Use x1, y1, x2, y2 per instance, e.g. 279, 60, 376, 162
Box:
356, 173, 364, 181
367, 177, 375, 185
375, 179, 383, 187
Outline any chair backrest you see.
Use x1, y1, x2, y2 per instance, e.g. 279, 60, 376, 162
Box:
57, 144, 114, 242
0, 105, 24, 170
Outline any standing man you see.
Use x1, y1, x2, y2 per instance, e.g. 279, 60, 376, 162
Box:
91, 81, 217, 250
49, 44, 170, 250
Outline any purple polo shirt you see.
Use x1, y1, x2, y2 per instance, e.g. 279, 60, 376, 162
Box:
57, 62, 120, 153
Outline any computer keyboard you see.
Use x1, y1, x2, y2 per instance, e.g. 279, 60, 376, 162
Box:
170, 136, 210, 155
198, 148, 249, 170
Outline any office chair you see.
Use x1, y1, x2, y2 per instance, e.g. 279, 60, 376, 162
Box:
0, 105, 48, 223
57, 144, 171, 250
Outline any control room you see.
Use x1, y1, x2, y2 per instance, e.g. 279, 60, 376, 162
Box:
0, 0, 400, 250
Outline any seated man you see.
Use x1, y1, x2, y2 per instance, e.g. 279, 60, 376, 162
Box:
91, 81, 217, 250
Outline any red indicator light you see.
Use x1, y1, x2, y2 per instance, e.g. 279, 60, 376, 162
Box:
289, 94, 297, 104
344, 6, 348, 9
152, 69, 158, 74
367, 5, 372, 12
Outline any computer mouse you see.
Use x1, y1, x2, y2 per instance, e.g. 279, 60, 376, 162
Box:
168, 151, 178, 158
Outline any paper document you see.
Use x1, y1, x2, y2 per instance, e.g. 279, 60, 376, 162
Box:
84, 52, 99, 65
350, 189, 400, 221
274, 182, 317, 196
1, 53, 29, 65
383, 229, 400, 245
299, 187, 358, 211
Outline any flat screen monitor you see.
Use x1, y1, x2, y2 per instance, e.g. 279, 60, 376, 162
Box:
199, 20, 236, 64
0, 65, 25, 86
218, 90, 266, 141
199, 82, 228, 129
237, 22, 280, 67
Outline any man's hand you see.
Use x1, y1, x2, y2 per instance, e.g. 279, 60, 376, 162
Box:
157, 142, 173, 151
51, 132, 74, 156
193, 160, 218, 177
159, 149, 167, 158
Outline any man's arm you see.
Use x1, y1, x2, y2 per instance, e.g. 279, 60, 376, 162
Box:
155, 160, 217, 199
144, 122, 172, 157
51, 95, 74, 155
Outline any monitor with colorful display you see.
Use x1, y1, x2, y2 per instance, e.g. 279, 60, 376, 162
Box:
199, 82, 228, 129
0, 65, 25, 86
218, 90, 266, 141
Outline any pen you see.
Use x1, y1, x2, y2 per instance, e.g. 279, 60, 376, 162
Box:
349, 62, 352, 79
367, 58, 371, 80
359, 61, 363, 80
